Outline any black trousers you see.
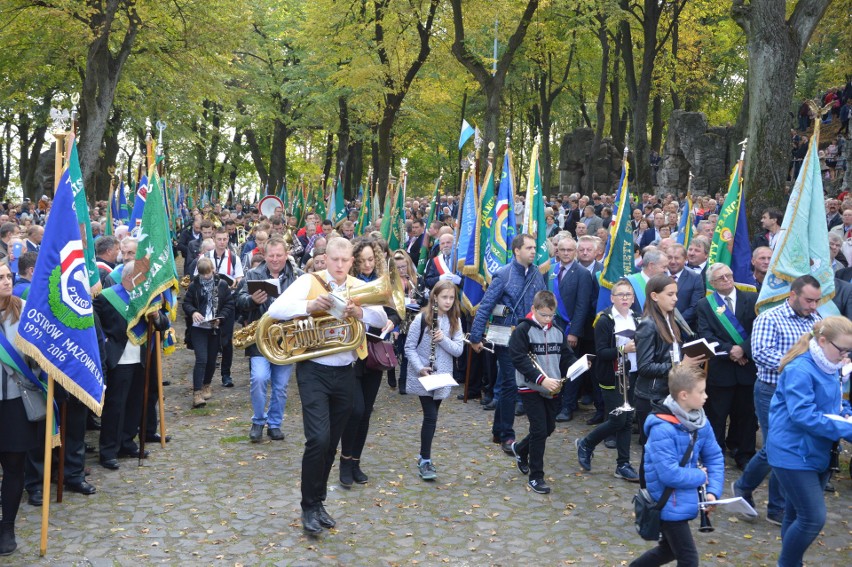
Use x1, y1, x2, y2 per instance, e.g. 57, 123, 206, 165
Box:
190, 327, 219, 391
341, 367, 382, 460
296, 360, 355, 511
705, 382, 757, 468
63, 397, 89, 484
0, 451, 26, 525
584, 386, 634, 466
99, 363, 144, 460
418, 396, 442, 460
514, 393, 559, 481
630, 519, 699, 567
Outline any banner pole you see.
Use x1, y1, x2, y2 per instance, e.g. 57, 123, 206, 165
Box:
139, 322, 153, 466
156, 330, 166, 447
39, 376, 55, 557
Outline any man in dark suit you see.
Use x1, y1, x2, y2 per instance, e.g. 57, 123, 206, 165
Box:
562, 197, 581, 235
576, 235, 605, 423
696, 263, 759, 469
406, 219, 424, 262
24, 225, 43, 252
549, 236, 594, 422
639, 211, 667, 250
832, 278, 852, 317
667, 243, 704, 327
186, 220, 213, 274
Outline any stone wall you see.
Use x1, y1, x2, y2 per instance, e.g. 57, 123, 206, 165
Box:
658, 110, 733, 197
558, 128, 623, 195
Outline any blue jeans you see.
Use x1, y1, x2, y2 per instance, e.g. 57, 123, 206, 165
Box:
735, 380, 784, 518
773, 467, 830, 567
492, 346, 517, 442
249, 357, 293, 428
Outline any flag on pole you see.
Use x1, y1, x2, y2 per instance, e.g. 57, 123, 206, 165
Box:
596, 150, 636, 312
355, 186, 372, 237
523, 140, 549, 267
332, 175, 347, 227
492, 149, 518, 267
313, 185, 326, 220
15, 156, 105, 416
66, 141, 101, 295
118, 180, 129, 225
385, 173, 406, 251
708, 160, 756, 291
454, 168, 478, 272
125, 167, 180, 344
129, 175, 148, 234
676, 192, 694, 249
416, 174, 443, 274
371, 183, 381, 227
459, 119, 475, 149
106, 183, 115, 236
461, 162, 495, 313
292, 183, 305, 227
756, 112, 837, 313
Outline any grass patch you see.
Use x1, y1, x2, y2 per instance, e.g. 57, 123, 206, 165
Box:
220, 435, 247, 444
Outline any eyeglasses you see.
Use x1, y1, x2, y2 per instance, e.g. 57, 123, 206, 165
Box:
612, 293, 635, 299
828, 340, 852, 356
712, 273, 733, 282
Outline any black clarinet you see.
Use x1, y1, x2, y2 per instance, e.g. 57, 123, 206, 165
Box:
698, 485, 714, 532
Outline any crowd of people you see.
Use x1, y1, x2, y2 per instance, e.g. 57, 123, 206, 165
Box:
1, 177, 851, 565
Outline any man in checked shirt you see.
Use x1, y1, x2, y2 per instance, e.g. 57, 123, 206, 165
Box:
732, 275, 822, 526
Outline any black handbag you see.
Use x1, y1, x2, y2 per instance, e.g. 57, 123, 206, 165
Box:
16, 377, 47, 422
633, 430, 696, 541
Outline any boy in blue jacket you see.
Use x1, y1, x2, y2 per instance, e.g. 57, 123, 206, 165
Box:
631, 365, 724, 567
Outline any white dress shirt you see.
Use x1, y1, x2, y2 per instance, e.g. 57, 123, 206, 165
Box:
268, 271, 388, 367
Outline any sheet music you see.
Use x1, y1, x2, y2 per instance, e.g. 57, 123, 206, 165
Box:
417, 373, 458, 392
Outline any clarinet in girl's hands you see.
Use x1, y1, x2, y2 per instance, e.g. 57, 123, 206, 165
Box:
427, 298, 439, 374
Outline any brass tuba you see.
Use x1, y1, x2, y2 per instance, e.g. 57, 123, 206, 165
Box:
237, 270, 406, 364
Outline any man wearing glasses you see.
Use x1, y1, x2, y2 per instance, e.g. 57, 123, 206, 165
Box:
732, 275, 822, 527
696, 264, 759, 471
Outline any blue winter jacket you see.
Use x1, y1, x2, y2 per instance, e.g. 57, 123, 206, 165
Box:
469, 259, 546, 344
767, 351, 852, 471
643, 409, 724, 522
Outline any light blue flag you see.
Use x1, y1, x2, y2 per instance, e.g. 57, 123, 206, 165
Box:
15, 162, 105, 415
757, 126, 837, 314
458, 119, 475, 149
493, 149, 518, 267
676, 193, 693, 249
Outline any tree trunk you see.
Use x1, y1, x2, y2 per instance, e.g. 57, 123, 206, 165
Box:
540, 103, 553, 194
733, 0, 832, 231
336, 96, 350, 193
450, 0, 539, 153
268, 117, 287, 193
100, 106, 122, 198
349, 139, 364, 201
0, 121, 10, 198
322, 132, 334, 190
610, 34, 623, 150
587, 17, 610, 196
76, 1, 141, 202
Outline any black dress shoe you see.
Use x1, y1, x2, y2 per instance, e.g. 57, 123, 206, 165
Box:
222, 375, 234, 388
86, 415, 101, 431
301, 509, 323, 535
28, 489, 43, 507
99, 458, 120, 470
586, 413, 605, 425
161, 380, 171, 386
482, 400, 497, 411
145, 433, 172, 443
316, 504, 336, 528
267, 427, 285, 441
65, 480, 97, 495
117, 449, 150, 459
480, 396, 493, 406
555, 410, 573, 422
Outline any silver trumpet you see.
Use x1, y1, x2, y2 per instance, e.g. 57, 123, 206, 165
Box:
463, 333, 495, 353
611, 349, 634, 416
